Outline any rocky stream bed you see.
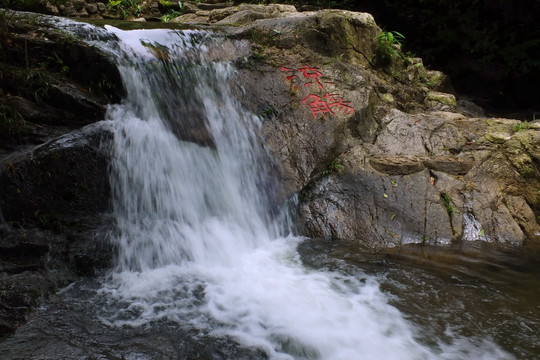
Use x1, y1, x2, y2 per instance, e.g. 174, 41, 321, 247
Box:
0, 4, 539, 358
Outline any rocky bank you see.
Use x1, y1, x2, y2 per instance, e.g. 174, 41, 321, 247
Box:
200, 5, 540, 248
0, 11, 123, 335
1, 3, 539, 336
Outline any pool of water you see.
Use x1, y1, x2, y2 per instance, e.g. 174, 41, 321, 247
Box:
1, 240, 538, 359
299, 239, 540, 359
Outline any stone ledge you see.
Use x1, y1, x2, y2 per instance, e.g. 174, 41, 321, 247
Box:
370, 156, 474, 175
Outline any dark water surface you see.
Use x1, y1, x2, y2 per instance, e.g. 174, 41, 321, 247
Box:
299, 239, 540, 359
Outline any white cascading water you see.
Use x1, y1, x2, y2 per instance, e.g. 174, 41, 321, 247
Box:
59, 23, 512, 360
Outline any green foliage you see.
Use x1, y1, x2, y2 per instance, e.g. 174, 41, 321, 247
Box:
248, 29, 278, 62
373, 0, 540, 111
500, 37, 540, 73
238, 0, 358, 8
250, 29, 275, 46
519, 167, 535, 179
511, 121, 530, 133
375, 31, 405, 62
257, 106, 277, 119
24, 71, 52, 104
107, 0, 143, 19
393, 0, 540, 74
373, 31, 407, 68
252, 47, 265, 60
322, 161, 344, 176
441, 193, 458, 216
377, 31, 405, 49
0, 104, 26, 134
89, 74, 116, 99
38, 55, 70, 75
33, 210, 66, 231
160, 0, 182, 7
160, 9, 181, 22
2, 0, 40, 11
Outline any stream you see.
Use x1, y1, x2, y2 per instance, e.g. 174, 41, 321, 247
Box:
0, 18, 539, 360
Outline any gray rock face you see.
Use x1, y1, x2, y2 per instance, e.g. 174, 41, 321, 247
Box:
217, 7, 540, 249
291, 108, 540, 248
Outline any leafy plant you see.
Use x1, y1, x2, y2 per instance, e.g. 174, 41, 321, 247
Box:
377, 31, 405, 48
252, 47, 265, 60
257, 106, 277, 119
519, 167, 535, 179
322, 161, 344, 176
511, 121, 530, 133
0, 105, 26, 134
250, 29, 273, 46
441, 193, 458, 216
160, 0, 182, 7
89, 74, 116, 99
160, 9, 181, 22
38, 55, 70, 75
374, 31, 406, 66
107, 0, 142, 19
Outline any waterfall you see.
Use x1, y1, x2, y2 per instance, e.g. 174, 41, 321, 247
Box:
101, 27, 280, 271
47, 20, 512, 360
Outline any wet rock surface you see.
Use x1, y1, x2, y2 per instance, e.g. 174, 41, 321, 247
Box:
0, 12, 119, 336
0, 13, 124, 153
0, 126, 114, 337
0, 278, 269, 359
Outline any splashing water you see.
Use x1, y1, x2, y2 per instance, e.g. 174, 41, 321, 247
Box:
46, 21, 514, 360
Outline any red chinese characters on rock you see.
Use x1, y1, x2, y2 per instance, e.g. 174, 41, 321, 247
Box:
281, 65, 354, 119
280, 65, 326, 91
301, 94, 335, 118
324, 93, 354, 116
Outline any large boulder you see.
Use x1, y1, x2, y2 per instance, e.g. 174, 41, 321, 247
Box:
0, 124, 114, 337
297, 113, 540, 248
220, 6, 540, 249
0, 125, 111, 226
0, 13, 120, 336
0, 13, 124, 152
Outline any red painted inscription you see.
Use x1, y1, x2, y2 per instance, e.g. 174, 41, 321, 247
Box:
281, 65, 354, 119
